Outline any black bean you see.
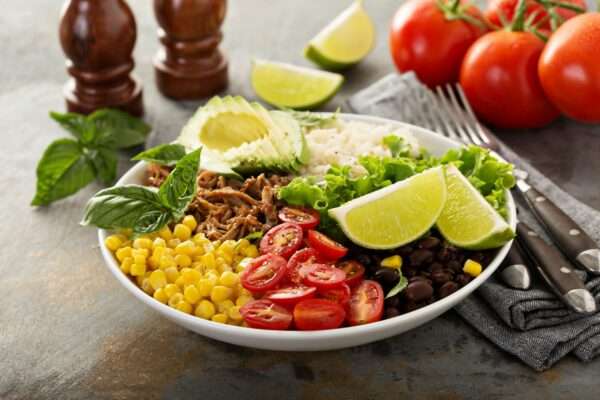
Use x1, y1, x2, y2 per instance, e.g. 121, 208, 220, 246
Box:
436, 247, 451, 262
354, 253, 373, 268
419, 236, 441, 249
409, 276, 432, 286
374, 268, 399, 286
409, 249, 434, 267
405, 280, 434, 302
398, 246, 413, 257
384, 307, 401, 319
385, 296, 400, 308
431, 269, 452, 285
455, 274, 472, 286
448, 260, 462, 273
430, 262, 444, 272
438, 281, 459, 298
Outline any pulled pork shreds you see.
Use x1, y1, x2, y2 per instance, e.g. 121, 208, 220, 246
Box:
146, 165, 292, 241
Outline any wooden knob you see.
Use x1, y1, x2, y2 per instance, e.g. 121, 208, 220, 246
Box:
153, 0, 228, 100
59, 0, 144, 116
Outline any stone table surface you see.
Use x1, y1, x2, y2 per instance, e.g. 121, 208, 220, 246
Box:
2, 1, 600, 399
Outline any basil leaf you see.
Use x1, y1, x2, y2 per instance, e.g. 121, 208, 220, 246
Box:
88, 147, 118, 185
386, 273, 408, 299
50, 111, 94, 144
81, 185, 171, 233
158, 149, 201, 216
132, 143, 186, 166
88, 109, 150, 149
31, 138, 96, 206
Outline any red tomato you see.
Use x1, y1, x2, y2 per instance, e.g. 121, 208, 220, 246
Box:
240, 254, 287, 292
286, 248, 325, 284
336, 260, 365, 287
485, 0, 586, 30
293, 299, 346, 330
460, 30, 560, 128
389, 0, 487, 88
278, 207, 320, 230
319, 283, 351, 306
307, 230, 348, 260
303, 263, 346, 289
263, 285, 317, 307
240, 299, 293, 330
538, 13, 600, 123
259, 223, 303, 259
347, 280, 384, 326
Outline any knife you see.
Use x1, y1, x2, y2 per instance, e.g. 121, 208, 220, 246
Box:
516, 222, 597, 314
499, 241, 532, 290
515, 171, 600, 275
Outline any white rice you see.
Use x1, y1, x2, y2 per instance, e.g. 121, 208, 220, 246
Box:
301, 120, 419, 177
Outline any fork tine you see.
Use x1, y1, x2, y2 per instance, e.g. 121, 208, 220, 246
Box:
455, 84, 492, 147
422, 90, 445, 136
443, 84, 483, 146
435, 86, 470, 144
405, 83, 430, 129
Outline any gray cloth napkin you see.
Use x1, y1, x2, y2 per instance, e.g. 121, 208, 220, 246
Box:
347, 72, 600, 371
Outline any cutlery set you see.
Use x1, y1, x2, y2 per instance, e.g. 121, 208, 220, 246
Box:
411, 83, 600, 314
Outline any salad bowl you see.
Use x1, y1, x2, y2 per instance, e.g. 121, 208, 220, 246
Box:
99, 113, 516, 351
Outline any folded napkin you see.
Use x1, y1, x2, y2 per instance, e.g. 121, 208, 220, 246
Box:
347, 72, 600, 371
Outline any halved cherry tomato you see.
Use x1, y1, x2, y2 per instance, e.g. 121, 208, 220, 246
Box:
263, 284, 317, 307
278, 207, 320, 230
286, 248, 325, 284
240, 299, 293, 330
307, 230, 348, 260
260, 223, 303, 259
319, 283, 351, 306
336, 260, 365, 287
347, 280, 384, 326
293, 299, 346, 330
303, 263, 346, 289
240, 254, 287, 292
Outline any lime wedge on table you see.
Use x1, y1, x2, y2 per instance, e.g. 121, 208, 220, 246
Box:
304, 0, 375, 71
328, 167, 447, 250
251, 60, 343, 110
437, 165, 514, 250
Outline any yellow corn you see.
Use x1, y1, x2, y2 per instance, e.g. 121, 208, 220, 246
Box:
175, 254, 192, 268
227, 306, 243, 322
195, 300, 216, 319
196, 278, 215, 297
211, 313, 228, 324
463, 259, 482, 277
105, 235, 123, 252
149, 270, 167, 290
164, 283, 181, 298
175, 276, 186, 288
175, 240, 196, 256
217, 299, 234, 313
210, 285, 232, 302
141, 278, 154, 294
159, 255, 176, 270
120, 257, 133, 274
174, 224, 192, 241
153, 288, 168, 304
235, 295, 253, 307
236, 239, 250, 250
200, 252, 216, 269
167, 238, 181, 249
131, 263, 146, 276
115, 246, 132, 262
182, 215, 198, 231
184, 285, 201, 304
219, 271, 239, 288
133, 237, 153, 250
153, 238, 167, 249
168, 293, 184, 308
181, 268, 201, 285
176, 300, 193, 314
164, 267, 180, 283
158, 226, 173, 241
381, 255, 402, 269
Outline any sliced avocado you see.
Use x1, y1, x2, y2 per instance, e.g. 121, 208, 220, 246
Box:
271, 110, 310, 166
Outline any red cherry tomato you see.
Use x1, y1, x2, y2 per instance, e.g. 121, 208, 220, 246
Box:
538, 13, 600, 123
485, 0, 586, 30
278, 207, 320, 230
240, 254, 287, 292
319, 283, 351, 306
389, 0, 487, 88
336, 260, 365, 287
347, 280, 384, 326
263, 284, 317, 307
240, 299, 293, 330
303, 263, 346, 289
286, 248, 325, 284
307, 230, 348, 261
460, 30, 560, 128
259, 223, 303, 259
293, 299, 346, 330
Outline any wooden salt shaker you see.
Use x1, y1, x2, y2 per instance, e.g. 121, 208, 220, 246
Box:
59, 0, 144, 116
154, 0, 228, 100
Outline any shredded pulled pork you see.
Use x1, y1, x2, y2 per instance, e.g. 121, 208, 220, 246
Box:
146, 165, 291, 241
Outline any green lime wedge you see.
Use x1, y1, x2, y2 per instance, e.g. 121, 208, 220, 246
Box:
251, 60, 343, 110
329, 167, 447, 249
437, 165, 514, 250
304, 0, 375, 71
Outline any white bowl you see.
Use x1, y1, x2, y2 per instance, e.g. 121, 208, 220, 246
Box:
99, 113, 516, 351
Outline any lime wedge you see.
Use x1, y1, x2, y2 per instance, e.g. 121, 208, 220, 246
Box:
329, 167, 447, 249
251, 60, 343, 110
304, 0, 375, 71
437, 165, 514, 250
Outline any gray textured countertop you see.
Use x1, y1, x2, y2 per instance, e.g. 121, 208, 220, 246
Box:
1, 1, 599, 399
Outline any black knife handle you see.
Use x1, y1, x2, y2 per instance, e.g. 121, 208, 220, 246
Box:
522, 185, 598, 268
505, 240, 528, 267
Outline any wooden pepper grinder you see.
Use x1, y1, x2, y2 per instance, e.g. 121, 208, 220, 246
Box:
59, 0, 144, 116
153, 0, 228, 100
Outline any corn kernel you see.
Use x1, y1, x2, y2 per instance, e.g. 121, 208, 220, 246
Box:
115, 246, 132, 262
196, 278, 215, 297
176, 300, 193, 314
105, 235, 123, 252
168, 293, 184, 308
193, 233, 209, 245
210, 285, 232, 302
175, 240, 196, 256
227, 305, 243, 322
147, 257, 159, 270
120, 257, 133, 274
219, 271, 239, 288
182, 215, 198, 231
200, 252, 216, 269
158, 226, 173, 240
242, 245, 259, 258
173, 254, 191, 268
153, 288, 168, 304
164, 283, 181, 298
159, 255, 176, 270
211, 313, 228, 324
236, 239, 250, 250
131, 263, 146, 276
463, 259, 482, 277
133, 237, 153, 250
381, 255, 402, 269
175, 276, 186, 288
173, 224, 192, 241
167, 238, 181, 249
153, 238, 167, 249
184, 285, 201, 304
235, 295, 253, 307
182, 268, 202, 285
141, 278, 154, 294
195, 300, 216, 319
217, 299, 235, 313
149, 270, 167, 290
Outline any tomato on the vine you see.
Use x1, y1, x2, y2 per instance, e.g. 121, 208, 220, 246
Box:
485, 0, 585, 30
389, 0, 487, 88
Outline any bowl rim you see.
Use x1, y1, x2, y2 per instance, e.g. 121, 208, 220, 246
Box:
98, 113, 516, 343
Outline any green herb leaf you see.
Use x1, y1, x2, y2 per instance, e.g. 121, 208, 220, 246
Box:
31, 138, 96, 206
50, 111, 95, 144
243, 231, 264, 241
88, 147, 118, 185
132, 143, 186, 166
88, 109, 150, 149
158, 149, 202, 217
386, 274, 408, 299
